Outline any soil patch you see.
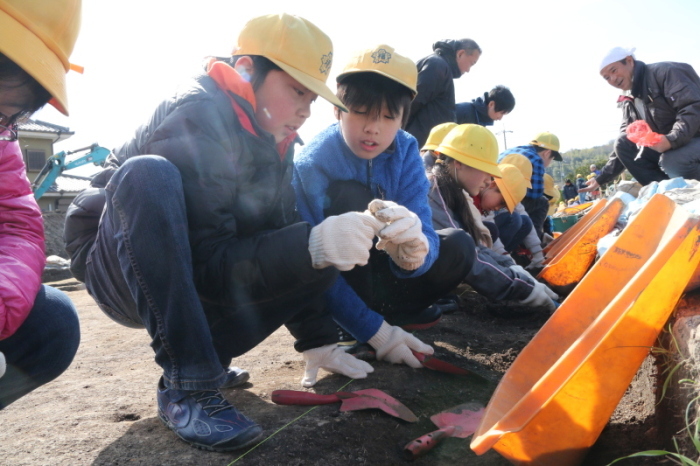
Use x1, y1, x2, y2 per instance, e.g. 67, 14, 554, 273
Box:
0, 285, 661, 465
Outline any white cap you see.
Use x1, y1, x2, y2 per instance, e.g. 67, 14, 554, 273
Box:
599, 46, 636, 72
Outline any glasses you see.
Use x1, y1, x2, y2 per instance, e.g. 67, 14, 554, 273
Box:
0, 109, 31, 142
0, 123, 17, 142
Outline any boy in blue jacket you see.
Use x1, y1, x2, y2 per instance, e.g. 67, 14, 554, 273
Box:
293, 45, 472, 371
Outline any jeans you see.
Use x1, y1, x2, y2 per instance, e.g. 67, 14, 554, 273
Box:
493, 211, 533, 252
660, 137, 700, 181
85, 156, 337, 391
0, 285, 80, 409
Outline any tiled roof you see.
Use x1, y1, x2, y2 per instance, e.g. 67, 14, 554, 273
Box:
42, 174, 91, 194
17, 119, 73, 135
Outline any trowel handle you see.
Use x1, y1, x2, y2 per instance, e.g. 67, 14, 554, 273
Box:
403, 425, 458, 459
271, 390, 341, 406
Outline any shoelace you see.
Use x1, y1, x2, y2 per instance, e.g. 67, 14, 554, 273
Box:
192, 390, 234, 417
336, 326, 356, 343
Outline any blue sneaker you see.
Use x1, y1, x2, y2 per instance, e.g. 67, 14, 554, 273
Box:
157, 379, 263, 451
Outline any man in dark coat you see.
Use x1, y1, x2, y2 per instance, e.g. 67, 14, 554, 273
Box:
405, 39, 481, 147
583, 47, 700, 193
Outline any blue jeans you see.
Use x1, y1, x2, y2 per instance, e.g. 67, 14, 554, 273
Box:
85, 156, 336, 391
0, 285, 80, 409
494, 211, 533, 252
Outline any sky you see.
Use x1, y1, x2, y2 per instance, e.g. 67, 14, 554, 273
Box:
35, 0, 700, 174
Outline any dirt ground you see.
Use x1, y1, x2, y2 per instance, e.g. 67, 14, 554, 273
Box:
0, 278, 663, 466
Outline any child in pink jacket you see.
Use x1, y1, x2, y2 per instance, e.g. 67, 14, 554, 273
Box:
0, 0, 81, 408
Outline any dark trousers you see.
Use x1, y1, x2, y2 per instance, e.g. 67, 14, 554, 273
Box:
85, 155, 337, 390
521, 196, 550, 240
615, 135, 669, 186
494, 211, 533, 252
324, 181, 471, 319
0, 285, 80, 409
616, 134, 700, 184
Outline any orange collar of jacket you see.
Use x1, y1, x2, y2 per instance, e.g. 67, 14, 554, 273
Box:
206, 58, 297, 159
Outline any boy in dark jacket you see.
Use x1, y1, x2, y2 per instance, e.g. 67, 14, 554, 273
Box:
294, 45, 473, 370
455, 85, 515, 127
405, 39, 481, 147
64, 14, 376, 452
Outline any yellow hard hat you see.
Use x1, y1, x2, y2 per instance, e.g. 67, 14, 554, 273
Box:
494, 163, 527, 213
531, 131, 562, 161
337, 44, 417, 98
499, 153, 532, 189
436, 124, 502, 178
543, 173, 556, 198
233, 13, 346, 111
0, 0, 82, 115
422, 123, 458, 151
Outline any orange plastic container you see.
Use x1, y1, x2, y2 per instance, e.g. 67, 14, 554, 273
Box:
685, 263, 700, 292
538, 198, 624, 295
543, 199, 607, 258
471, 194, 700, 465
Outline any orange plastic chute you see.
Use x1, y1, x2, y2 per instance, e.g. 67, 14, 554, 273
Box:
471, 194, 700, 465
544, 200, 607, 257
538, 198, 624, 294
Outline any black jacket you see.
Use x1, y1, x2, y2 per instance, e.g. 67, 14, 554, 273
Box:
598, 60, 700, 184
66, 71, 328, 307
405, 40, 463, 147
455, 94, 493, 127
563, 183, 578, 200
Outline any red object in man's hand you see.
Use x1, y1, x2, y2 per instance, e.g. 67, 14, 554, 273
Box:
627, 120, 662, 147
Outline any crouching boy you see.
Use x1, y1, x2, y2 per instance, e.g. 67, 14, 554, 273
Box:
63, 14, 376, 452
293, 45, 472, 371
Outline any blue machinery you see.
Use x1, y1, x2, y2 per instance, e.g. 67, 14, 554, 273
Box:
31, 143, 109, 199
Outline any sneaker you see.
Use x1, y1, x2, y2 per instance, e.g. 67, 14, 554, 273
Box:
385, 305, 443, 331
157, 379, 263, 451
433, 294, 461, 314
336, 325, 358, 348
220, 366, 250, 389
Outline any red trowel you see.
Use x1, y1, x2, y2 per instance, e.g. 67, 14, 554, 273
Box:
403, 402, 485, 458
411, 350, 473, 376
271, 389, 418, 422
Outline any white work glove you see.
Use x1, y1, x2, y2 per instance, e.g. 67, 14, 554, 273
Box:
367, 321, 434, 369
308, 212, 385, 271
519, 280, 559, 312
301, 344, 375, 388
0, 351, 5, 379
368, 200, 429, 271
510, 265, 538, 285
